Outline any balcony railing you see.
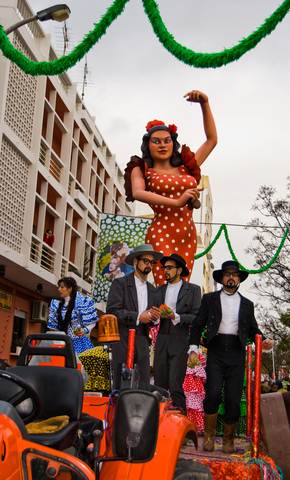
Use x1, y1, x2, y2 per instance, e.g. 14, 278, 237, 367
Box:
61, 258, 68, 277
49, 155, 62, 182
30, 236, 56, 274
39, 141, 48, 166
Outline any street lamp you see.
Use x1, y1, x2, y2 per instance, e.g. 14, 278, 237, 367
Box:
5, 4, 71, 35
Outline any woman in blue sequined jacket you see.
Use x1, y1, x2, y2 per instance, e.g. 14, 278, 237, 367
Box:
48, 277, 98, 354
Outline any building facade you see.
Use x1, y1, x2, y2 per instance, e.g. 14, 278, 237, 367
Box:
0, 0, 133, 361
190, 175, 215, 294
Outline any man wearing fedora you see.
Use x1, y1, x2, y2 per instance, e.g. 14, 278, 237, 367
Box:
106, 244, 162, 389
189, 260, 273, 453
154, 253, 201, 413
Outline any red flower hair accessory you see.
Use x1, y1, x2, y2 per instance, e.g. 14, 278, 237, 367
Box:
145, 120, 165, 132
145, 120, 178, 134
168, 124, 177, 134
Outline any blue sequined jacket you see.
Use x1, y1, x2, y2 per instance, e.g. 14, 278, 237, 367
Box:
48, 291, 98, 338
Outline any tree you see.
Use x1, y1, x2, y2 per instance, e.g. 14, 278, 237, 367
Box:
247, 178, 290, 343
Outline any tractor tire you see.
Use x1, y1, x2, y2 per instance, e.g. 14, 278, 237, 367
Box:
174, 459, 212, 480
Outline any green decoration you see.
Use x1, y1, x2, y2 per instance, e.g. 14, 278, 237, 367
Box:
1, 0, 290, 74
142, 0, 290, 68
194, 224, 224, 260
223, 224, 289, 273
0, 0, 130, 76
194, 224, 289, 274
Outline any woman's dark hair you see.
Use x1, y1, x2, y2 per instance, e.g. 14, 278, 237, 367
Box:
141, 129, 182, 168
57, 277, 78, 333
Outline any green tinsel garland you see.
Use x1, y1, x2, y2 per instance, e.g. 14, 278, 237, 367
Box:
0, 0, 290, 75
194, 224, 289, 274
0, 0, 130, 76
143, 0, 290, 68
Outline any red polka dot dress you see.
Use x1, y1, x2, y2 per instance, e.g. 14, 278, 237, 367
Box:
183, 353, 206, 433
145, 165, 197, 286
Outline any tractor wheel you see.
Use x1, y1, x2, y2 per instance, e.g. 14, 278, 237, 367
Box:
174, 459, 212, 480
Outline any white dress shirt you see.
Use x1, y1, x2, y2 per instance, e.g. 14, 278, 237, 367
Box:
135, 275, 148, 325
218, 290, 240, 335
165, 280, 182, 325
189, 289, 241, 354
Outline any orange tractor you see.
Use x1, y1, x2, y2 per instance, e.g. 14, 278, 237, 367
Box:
0, 333, 211, 480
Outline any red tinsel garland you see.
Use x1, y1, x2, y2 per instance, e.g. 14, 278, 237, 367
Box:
196, 453, 280, 480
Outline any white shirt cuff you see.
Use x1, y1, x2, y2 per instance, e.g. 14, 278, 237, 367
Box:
188, 345, 199, 354
136, 314, 140, 326
171, 313, 180, 326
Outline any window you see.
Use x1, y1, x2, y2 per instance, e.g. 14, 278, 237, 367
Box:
11, 310, 27, 354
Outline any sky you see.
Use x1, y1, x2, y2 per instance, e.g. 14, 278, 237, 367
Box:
30, 0, 290, 299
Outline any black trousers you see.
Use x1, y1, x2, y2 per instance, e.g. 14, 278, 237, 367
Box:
112, 334, 150, 390
154, 334, 188, 411
204, 334, 246, 424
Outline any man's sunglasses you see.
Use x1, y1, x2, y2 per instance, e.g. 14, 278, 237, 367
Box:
138, 257, 157, 266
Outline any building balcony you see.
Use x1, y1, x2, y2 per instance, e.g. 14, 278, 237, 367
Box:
30, 235, 56, 274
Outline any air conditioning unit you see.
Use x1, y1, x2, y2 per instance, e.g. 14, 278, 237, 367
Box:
31, 301, 49, 322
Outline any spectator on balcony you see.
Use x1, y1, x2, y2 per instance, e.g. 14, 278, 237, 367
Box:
47, 277, 97, 354
44, 229, 55, 248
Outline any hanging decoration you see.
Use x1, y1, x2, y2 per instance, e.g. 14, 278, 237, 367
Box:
195, 224, 289, 274
142, 0, 290, 68
0, 0, 130, 76
0, 0, 290, 75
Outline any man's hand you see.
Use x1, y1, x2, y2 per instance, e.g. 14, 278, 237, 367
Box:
149, 306, 161, 321
262, 339, 274, 351
139, 308, 158, 324
73, 327, 84, 337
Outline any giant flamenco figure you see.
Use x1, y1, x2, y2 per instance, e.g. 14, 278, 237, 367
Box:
124, 90, 217, 285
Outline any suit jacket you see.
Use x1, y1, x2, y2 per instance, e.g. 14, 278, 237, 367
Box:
106, 272, 157, 337
189, 290, 263, 348
157, 281, 201, 337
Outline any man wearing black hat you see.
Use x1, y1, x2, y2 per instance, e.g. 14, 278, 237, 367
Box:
189, 260, 273, 453
154, 254, 201, 413
106, 244, 162, 389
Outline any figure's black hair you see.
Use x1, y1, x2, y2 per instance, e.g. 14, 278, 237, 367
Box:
56, 277, 78, 333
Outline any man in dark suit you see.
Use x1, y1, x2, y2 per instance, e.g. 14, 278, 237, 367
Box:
154, 254, 201, 413
189, 260, 273, 453
106, 244, 162, 390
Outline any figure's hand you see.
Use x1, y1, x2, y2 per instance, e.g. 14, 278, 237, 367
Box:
262, 339, 274, 351
184, 90, 208, 104
175, 189, 200, 207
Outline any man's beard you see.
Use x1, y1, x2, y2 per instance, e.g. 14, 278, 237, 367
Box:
137, 265, 151, 276
166, 273, 178, 283
223, 280, 240, 294
143, 267, 151, 275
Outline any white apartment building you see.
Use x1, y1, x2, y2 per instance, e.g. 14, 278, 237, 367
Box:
0, 0, 133, 361
191, 175, 215, 294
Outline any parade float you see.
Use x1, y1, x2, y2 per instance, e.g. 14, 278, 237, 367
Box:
1, 1, 290, 479
0, 325, 288, 479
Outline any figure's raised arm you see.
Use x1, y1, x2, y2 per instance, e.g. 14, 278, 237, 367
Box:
131, 165, 199, 207
184, 90, 217, 166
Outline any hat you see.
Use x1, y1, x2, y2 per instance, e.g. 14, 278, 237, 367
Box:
160, 253, 189, 277
213, 260, 248, 284
125, 244, 162, 266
